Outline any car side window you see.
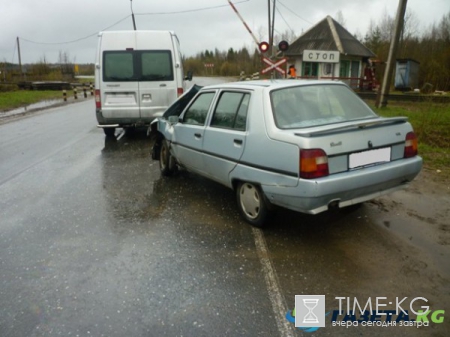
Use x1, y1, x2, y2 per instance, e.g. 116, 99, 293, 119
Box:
211, 92, 249, 131
183, 92, 215, 125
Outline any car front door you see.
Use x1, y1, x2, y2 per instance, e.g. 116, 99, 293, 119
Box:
172, 91, 216, 174
202, 91, 250, 186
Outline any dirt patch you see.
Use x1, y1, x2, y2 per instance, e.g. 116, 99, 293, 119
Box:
366, 168, 450, 278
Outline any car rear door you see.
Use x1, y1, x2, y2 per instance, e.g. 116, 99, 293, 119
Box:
202, 91, 250, 185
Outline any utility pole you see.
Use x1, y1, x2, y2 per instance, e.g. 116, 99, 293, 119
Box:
271, 0, 276, 57
130, 0, 137, 30
377, 0, 408, 108
267, 0, 272, 55
16, 37, 23, 78
267, 0, 277, 78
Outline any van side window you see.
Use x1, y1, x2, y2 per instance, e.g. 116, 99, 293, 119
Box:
103, 51, 134, 81
141, 51, 174, 81
183, 93, 215, 126
211, 92, 249, 131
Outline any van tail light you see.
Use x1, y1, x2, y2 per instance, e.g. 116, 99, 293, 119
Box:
177, 87, 183, 97
95, 89, 101, 109
404, 132, 418, 158
300, 149, 329, 179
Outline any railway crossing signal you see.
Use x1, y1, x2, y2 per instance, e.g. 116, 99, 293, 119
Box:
261, 57, 287, 75
259, 41, 270, 53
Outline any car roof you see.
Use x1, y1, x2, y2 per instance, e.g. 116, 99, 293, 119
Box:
201, 79, 346, 91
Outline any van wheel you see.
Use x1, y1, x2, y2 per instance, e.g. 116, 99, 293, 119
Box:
103, 127, 116, 137
159, 140, 175, 176
236, 182, 269, 227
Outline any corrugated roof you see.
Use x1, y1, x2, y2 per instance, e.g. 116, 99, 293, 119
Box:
285, 16, 376, 58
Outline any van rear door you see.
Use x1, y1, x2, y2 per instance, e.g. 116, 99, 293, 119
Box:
101, 50, 140, 120
137, 50, 177, 119
136, 32, 178, 120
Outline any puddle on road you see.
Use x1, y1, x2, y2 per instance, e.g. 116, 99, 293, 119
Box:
1, 100, 61, 117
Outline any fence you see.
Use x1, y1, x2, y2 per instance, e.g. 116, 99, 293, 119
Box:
63, 83, 94, 101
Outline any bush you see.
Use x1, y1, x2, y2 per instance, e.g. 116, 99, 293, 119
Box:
0, 84, 18, 92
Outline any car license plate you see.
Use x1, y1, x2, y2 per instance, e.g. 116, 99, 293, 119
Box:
349, 147, 391, 169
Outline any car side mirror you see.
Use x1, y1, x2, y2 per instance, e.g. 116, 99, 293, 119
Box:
168, 115, 179, 124
184, 71, 193, 81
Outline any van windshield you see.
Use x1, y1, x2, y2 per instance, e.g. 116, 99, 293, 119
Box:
103, 50, 174, 82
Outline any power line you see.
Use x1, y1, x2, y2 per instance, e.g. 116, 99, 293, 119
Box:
136, 0, 250, 15
19, 15, 131, 45
274, 1, 294, 33
277, 0, 313, 25
17, 1, 251, 46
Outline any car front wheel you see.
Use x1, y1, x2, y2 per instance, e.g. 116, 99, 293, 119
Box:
159, 140, 175, 176
236, 182, 269, 227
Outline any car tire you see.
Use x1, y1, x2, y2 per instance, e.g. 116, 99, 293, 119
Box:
151, 142, 160, 160
236, 182, 269, 227
103, 127, 116, 137
159, 140, 174, 176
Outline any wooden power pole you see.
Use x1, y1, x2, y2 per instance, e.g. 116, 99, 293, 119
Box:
17, 37, 23, 77
377, 0, 408, 108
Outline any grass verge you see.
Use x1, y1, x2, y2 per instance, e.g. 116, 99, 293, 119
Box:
370, 101, 450, 179
0, 91, 65, 111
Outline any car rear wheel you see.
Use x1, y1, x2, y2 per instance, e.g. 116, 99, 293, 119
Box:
236, 182, 269, 227
159, 140, 175, 176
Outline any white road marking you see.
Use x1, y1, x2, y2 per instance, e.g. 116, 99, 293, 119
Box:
252, 227, 295, 337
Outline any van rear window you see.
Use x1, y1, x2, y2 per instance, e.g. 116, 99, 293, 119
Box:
103, 50, 173, 82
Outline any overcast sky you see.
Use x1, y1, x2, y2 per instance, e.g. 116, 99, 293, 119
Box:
1, 0, 448, 64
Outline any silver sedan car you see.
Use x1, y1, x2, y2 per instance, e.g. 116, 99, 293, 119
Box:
153, 80, 422, 227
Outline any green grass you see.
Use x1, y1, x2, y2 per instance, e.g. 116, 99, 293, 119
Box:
370, 101, 450, 177
0, 91, 65, 111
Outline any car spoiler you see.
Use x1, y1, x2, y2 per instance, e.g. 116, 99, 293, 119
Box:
294, 117, 408, 137
162, 84, 203, 118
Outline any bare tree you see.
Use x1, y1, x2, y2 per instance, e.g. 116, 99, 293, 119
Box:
379, 8, 394, 42
335, 10, 346, 28
402, 9, 419, 40
273, 29, 297, 45
257, 26, 268, 43
58, 51, 71, 65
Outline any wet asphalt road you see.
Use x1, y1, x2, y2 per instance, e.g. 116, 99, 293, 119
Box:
1, 79, 449, 337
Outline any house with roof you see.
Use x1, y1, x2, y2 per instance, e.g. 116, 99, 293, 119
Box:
283, 16, 376, 88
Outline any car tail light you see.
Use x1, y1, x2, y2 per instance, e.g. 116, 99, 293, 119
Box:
95, 89, 101, 109
404, 132, 418, 158
177, 88, 183, 97
300, 149, 329, 179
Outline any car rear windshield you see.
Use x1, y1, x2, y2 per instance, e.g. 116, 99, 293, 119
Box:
103, 50, 174, 82
270, 84, 377, 129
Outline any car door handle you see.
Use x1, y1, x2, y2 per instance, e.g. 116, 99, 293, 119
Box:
194, 133, 202, 138
234, 139, 243, 145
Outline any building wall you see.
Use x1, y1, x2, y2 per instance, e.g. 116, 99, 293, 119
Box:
288, 54, 365, 89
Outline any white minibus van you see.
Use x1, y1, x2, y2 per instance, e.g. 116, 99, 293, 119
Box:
95, 30, 192, 136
